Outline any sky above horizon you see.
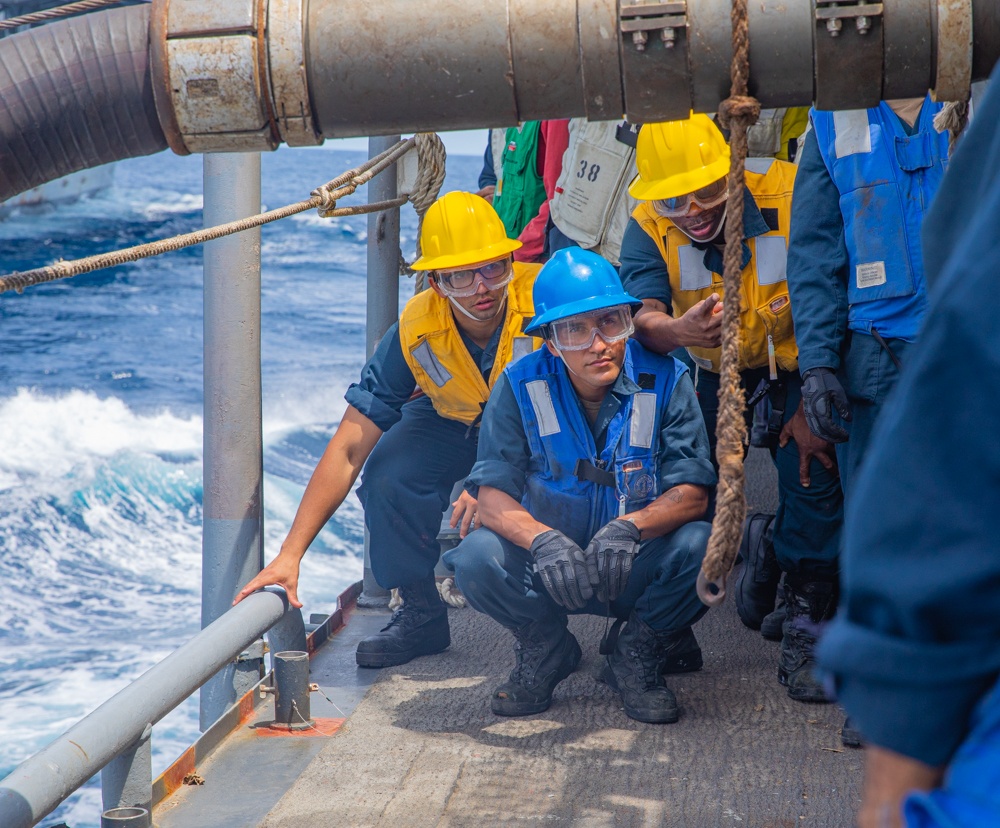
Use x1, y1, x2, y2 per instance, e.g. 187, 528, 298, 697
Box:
324, 129, 488, 158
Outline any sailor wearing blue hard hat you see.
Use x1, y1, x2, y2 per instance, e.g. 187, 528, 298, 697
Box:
445, 248, 717, 724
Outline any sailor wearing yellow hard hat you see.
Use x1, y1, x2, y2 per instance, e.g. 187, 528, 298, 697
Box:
235, 191, 542, 669
618, 113, 845, 706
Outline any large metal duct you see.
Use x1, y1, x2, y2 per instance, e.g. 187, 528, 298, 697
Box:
155, 0, 999, 153
0, 0, 998, 198
0, 4, 167, 201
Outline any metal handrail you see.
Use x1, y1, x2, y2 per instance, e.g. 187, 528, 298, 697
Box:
0, 589, 295, 828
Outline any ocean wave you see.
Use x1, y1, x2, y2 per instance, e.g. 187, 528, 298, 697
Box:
0, 389, 203, 483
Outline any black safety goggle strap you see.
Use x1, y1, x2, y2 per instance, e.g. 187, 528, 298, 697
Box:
871, 327, 904, 372
464, 402, 487, 439
599, 616, 627, 656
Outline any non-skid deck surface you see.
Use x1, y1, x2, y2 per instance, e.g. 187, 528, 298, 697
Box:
261, 452, 862, 827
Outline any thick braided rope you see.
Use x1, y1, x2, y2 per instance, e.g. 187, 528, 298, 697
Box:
0, 0, 125, 31
401, 133, 447, 293
0, 139, 417, 295
934, 100, 970, 152
701, 0, 761, 586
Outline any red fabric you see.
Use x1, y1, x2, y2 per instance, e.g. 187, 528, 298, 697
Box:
513, 119, 570, 263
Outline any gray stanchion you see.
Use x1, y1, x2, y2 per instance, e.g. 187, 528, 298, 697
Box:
200, 152, 266, 728
358, 135, 401, 609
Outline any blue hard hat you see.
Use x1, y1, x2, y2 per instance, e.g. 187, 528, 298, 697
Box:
524, 248, 643, 336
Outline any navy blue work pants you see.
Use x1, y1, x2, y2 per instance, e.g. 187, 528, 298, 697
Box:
443, 521, 711, 634
697, 367, 843, 580
356, 395, 479, 589
837, 331, 912, 497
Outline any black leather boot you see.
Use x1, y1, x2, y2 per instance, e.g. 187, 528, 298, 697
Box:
601, 612, 680, 723
659, 626, 703, 674
355, 578, 450, 668
777, 574, 837, 702
492, 617, 581, 716
841, 716, 863, 747
735, 513, 781, 631
760, 591, 786, 642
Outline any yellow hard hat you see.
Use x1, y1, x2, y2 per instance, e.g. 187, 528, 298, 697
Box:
410, 191, 522, 271
629, 114, 731, 202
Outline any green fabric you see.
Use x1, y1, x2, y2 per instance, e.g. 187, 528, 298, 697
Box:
493, 122, 546, 238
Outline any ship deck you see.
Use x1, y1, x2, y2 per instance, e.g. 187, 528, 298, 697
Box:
154, 449, 863, 827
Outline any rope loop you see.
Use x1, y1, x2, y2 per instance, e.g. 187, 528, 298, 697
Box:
401, 133, 448, 290
718, 95, 762, 132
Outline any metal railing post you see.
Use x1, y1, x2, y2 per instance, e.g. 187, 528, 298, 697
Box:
357, 135, 401, 608
101, 725, 153, 827
200, 152, 265, 728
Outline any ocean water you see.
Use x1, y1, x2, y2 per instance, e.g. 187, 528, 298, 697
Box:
0, 146, 482, 826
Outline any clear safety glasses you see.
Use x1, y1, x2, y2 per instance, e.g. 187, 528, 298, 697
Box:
435, 259, 513, 297
549, 306, 635, 351
653, 176, 728, 218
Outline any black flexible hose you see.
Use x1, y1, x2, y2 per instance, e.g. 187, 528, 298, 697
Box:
0, 3, 167, 203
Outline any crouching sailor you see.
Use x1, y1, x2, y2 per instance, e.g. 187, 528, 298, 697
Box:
444, 248, 716, 723
234, 192, 541, 669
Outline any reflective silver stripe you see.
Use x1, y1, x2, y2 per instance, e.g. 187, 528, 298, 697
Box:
411, 340, 452, 388
744, 157, 776, 175
630, 392, 657, 449
755, 236, 788, 285
678, 245, 714, 291
525, 380, 561, 437
833, 110, 872, 158
511, 336, 534, 362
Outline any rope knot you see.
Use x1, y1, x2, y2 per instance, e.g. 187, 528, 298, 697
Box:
311, 184, 339, 218
718, 95, 762, 131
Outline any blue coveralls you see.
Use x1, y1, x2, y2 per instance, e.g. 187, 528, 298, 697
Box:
444, 340, 717, 633
818, 65, 1000, 827
347, 320, 500, 589
619, 195, 843, 579
787, 100, 948, 493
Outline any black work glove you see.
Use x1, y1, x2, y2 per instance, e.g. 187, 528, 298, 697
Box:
800, 368, 852, 443
587, 518, 642, 602
529, 529, 596, 610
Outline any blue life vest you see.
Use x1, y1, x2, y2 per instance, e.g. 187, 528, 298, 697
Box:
506, 339, 683, 548
811, 98, 949, 340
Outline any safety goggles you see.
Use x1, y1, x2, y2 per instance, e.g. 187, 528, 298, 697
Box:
652, 176, 728, 218
548, 306, 635, 351
435, 259, 513, 297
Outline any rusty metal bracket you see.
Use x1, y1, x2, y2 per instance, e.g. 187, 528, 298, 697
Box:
932, 0, 973, 102
152, 0, 279, 154
267, 0, 322, 145
620, 1, 687, 51
814, 0, 884, 110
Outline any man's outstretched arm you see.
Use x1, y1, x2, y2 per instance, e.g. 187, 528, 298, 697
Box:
234, 405, 383, 607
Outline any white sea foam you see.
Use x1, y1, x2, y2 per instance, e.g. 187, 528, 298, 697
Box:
139, 192, 204, 219
0, 388, 202, 482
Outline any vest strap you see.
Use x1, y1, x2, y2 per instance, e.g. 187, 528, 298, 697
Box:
574, 458, 615, 489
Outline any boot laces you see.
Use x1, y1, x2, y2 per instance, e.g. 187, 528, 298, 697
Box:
510, 636, 548, 686
380, 602, 429, 633
626, 638, 661, 687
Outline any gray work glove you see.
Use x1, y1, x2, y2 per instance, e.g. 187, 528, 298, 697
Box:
529, 529, 596, 610
801, 367, 852, 443
587, 518, 642, 602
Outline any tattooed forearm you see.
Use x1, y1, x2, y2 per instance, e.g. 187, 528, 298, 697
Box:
665, 488, 685, 504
